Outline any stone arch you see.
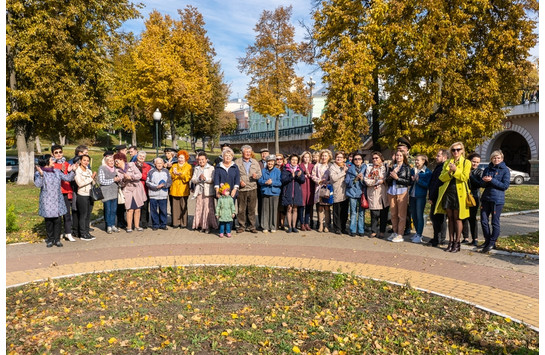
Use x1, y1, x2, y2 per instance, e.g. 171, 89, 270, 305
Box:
480, 123, 538, 161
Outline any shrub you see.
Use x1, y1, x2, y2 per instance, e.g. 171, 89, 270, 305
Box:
6, 204, 19, 233
95, 130, 113, 147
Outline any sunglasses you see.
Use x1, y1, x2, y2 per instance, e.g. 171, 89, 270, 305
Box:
451, 148, 463, 152
353, 158, 362, 160
53, 150, 63, 154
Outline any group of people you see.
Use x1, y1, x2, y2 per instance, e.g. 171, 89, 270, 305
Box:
35, 139, 510, 254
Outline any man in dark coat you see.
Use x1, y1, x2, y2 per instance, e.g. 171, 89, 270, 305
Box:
427, 149, 449, 246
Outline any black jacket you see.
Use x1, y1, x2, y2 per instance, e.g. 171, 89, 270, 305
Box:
386, 163, 412, 188
468, 168, 484, 197
428, 163, 444, 202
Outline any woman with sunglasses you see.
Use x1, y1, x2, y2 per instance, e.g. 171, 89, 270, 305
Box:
435, 142, 471, 252
364, 152, 389, 238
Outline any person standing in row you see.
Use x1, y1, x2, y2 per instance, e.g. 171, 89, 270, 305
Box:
191, 152, 217, 233
386, 151, 412, 243
35, 154, 75, 247
408, 155, 432, 244
170, 150, 193, 229
68, 145, 89, 237
235, 145, 262, 234
462, 153, 483, 246
298, 151, 315, 231
427, 149, 449, 247
256, 148, 269, 230
135, 151, 151, 229
51, 144, 76, 242
364, 152, 389, 239
479, 150, 510, 253
345, 152, 366, 237
115, 152, 146, 233
98, 154, 121, 234
216, 183, 236, 238
330, 151, 349, 235
146, 157, 172, 231
312, 149, 332, 233
259, 155, 282, 233
74, 154, 96, 240
435, 142, 471, 253
281, 154, 305, 233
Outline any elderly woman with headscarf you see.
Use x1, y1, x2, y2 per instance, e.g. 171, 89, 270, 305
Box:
170, 150, 193, 229
114, 152, 146, 233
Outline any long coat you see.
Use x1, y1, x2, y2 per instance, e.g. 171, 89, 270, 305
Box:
281, 164, 305, 206
329, 163, 348, 203
35, 169, 75, 218
311, 163, 331, 204
364, 164, 389, 210
118, 162, 147, 209
435, 157, 471, 219
299, 163, 315, 205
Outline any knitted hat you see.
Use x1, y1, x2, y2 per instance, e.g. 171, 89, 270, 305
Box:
219, 183, 231, 194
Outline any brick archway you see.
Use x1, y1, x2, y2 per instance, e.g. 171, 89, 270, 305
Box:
480, 124, 538, 161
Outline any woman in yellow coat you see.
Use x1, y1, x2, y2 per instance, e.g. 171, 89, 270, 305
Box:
170, 150, 193, 228
434, 142, 471, 253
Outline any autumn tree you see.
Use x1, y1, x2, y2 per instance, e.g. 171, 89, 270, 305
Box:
7, 0, 140, 184
239, 5, 311, 154
312, 0, 538, 155
134, 9, 211, 149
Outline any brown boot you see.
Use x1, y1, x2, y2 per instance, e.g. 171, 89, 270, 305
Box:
451, 242, 461, 253
445, 241, 453, 252
317, 210, 324, 232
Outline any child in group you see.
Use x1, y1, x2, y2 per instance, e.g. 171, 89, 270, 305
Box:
215, 183, 236, 238
146, 157, 173, 230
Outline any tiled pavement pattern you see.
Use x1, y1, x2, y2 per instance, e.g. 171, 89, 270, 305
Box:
6, 212, 539, 329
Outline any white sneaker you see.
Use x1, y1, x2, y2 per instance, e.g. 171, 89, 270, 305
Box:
263, 230, 269, 234
411, 234, 422, 243
64, 233, 76, 242
391, 234, 404, 243
106, 227, 113, 234
112, 226, 120, 233
270, 229, 277, 233
387, 233, 397, 241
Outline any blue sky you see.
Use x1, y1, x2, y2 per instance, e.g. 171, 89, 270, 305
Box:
121, 0, 321, 101
121, 0, 540, 101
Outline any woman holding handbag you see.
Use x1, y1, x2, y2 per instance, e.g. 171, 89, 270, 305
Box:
364, 152, 389, 239
74, 155, 96, 241
329, 151, 349, 234
311, 149, 333, 232
344, 152, 366, 237
114, 152, 146, 233
435, 142, 471, 253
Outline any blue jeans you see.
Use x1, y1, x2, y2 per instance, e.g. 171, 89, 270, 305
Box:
298, 204, 313, 226
219, 221, 232, 234
349, 197, 365, 234
150, 198, 168, 228
103, 198, 118, 228
480, 201, 503, 245
410, 196, 426, 235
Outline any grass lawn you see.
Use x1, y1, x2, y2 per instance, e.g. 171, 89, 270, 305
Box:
6, 266, 538, 354
495, 231, 539, 255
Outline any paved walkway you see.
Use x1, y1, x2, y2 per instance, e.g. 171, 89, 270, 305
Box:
6, 211, 539, 330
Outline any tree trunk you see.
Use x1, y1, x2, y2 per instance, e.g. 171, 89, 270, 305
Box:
190, 112, 196, 152
371, 71, 381, 151
119, 130, 122, 144
169, 110, 177, 149
16, 122, 36, 185
202, 137, 206, 151
274, 114, 280, 155
131, 108, 137, 147
58, 133, 66, 146
35, 136, 42, 154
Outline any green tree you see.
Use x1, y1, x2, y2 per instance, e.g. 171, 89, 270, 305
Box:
312, 0, 538, 155
7, 0, 140, 184
239, 5, 311, 154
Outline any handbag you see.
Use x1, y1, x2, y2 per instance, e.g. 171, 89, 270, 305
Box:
91, 183, 104, 201
360, 193, 369, 209
465, 182, 476, 207
117, 187, 125, 204
319, 185, 331, 198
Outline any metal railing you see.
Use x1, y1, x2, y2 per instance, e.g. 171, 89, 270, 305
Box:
221, 124, 314, 143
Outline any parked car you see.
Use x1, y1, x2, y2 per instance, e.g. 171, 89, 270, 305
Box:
478, 162, 530, 185
6, 156, 19, 182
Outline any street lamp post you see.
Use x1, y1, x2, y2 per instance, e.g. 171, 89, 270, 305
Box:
306, 76, 316, 125
153, 108, 162, 157
266, 118, 270, 151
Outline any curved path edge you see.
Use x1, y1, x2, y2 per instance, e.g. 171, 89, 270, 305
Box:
6, 254, 538, 330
